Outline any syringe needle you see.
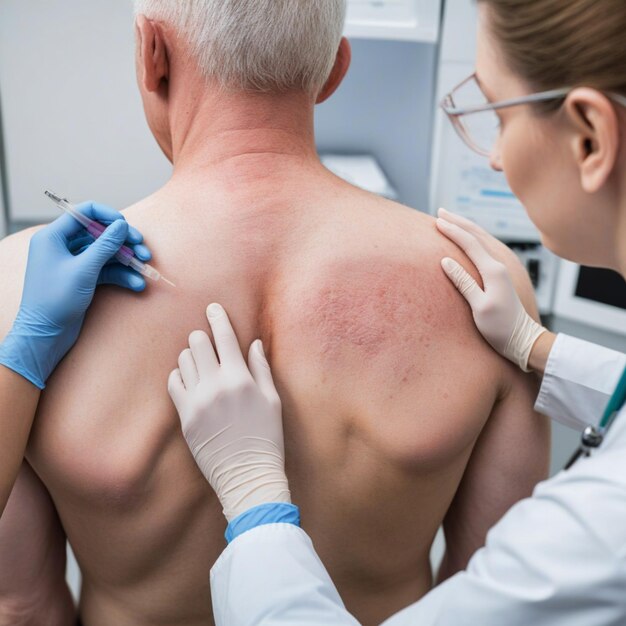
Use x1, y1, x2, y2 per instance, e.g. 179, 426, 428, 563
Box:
46, 190, 177, 288
44, 190, 64, 204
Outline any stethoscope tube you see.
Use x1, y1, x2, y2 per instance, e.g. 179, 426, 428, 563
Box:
564, 366, 626, 470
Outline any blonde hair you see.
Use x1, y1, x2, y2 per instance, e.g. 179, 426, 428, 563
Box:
479, 0, 626, 109
133, 0, 346, 95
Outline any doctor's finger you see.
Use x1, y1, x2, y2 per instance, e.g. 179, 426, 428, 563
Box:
68, 233, 93, 255
168, 369, 186, 410
98, 265, 146, 292
48, 202, 125, 244
248, 340, 281, 406
206, 304, 247, 371
437, 208, 490, 238
132, 243, 152, 261
441, 257, 486, 311
48, 213, 89, 242
75, 202, 145, 246
75, 201, 124, 225
80, 220, 129, 271
178, 349, 199, 391
70, 234, 151, 262
436, 218, 499, 278
189, 330, 219, 378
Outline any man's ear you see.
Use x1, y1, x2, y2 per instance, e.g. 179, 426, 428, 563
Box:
316, 38, 351, 104
135, 15, 169, 93
563, 88, 620, 194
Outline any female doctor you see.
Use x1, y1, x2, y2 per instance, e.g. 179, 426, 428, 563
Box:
168, 0, 626, 624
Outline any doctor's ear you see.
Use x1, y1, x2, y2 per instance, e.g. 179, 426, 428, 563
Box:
316, 38, 352, 104
563, 88, 620, 194
135, 15, 170, 93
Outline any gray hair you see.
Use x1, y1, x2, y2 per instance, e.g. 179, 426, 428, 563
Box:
133, 0, 347, 94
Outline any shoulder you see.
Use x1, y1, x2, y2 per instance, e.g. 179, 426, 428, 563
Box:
307, 199, 535, 359
295, 198, 510, 371
281, 203, 510, 462
0, 225, 37, 261
0, 226, 42, 339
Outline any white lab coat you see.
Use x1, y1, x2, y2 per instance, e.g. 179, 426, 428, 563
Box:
210, 334, 626, 626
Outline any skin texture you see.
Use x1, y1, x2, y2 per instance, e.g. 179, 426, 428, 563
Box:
0, 14, 548, 626
0, 367, 39, 515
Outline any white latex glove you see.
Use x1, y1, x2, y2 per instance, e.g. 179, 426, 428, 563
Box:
168, 303, 290, 522
435, 208, 546, 372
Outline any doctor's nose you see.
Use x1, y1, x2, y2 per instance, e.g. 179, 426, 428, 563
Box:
489, 149, 503, 172
489, 137, 504, 171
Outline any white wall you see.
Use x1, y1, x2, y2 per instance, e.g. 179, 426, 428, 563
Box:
316, 38, 438, 211
0, 98, 6, 237
0, 0, 172, 224
0, 186, 5, 238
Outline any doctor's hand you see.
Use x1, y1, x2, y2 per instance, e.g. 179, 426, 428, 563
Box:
168, 303, 290, 522
435, 208, 547, 372
0, 202, 150, 389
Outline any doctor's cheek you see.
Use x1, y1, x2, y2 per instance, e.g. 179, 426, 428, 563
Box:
488, 123, 505, 172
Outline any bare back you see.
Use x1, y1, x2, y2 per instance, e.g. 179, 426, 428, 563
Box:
0, 163, 548, 626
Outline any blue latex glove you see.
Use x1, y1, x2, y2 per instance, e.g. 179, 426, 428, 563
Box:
0, 202, 151, 389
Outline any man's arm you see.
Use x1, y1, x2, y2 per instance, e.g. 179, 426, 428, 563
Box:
437, 368, 550, 580
0, 229, 76, 625
0, 367, 40, 513
0, 464, 76, 626
438, 250, 551, 581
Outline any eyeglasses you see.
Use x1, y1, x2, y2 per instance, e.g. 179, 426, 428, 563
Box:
440, 73, 626, 157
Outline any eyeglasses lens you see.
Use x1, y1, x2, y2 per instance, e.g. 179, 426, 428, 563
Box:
452, 78, 501, 156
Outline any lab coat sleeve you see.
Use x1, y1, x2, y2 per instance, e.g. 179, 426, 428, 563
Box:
534, 333, 626, 430
383, 408, 626, 626
211, 411, 626, 626
210, 523, 361, 626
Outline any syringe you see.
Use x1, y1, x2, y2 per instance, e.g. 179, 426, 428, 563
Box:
45, 191, 175, 287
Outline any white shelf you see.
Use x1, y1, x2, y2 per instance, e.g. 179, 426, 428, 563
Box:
345, 0, 442, 43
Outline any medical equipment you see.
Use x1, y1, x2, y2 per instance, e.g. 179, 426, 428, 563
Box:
554, 261, 626, 334
45, 191, 175, 287
556, 267, 626, 467
565, 364, 626, 468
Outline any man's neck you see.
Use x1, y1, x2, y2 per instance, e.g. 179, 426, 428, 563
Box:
168, 85, 320, 186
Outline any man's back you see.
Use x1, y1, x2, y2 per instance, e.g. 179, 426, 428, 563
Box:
0, 159, 548, 626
